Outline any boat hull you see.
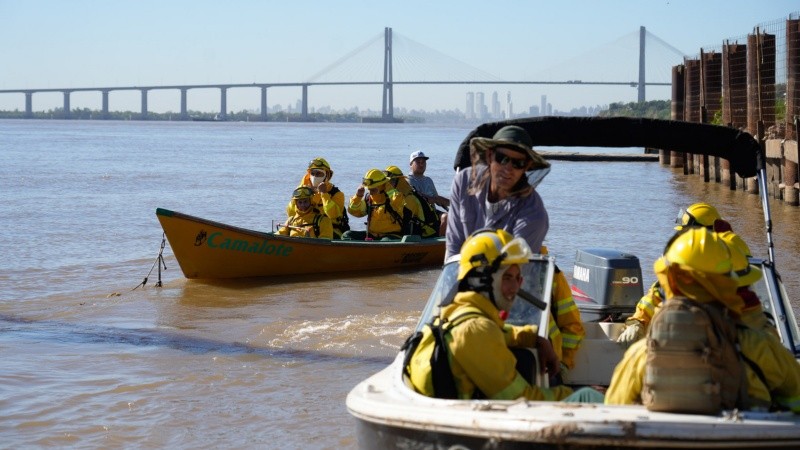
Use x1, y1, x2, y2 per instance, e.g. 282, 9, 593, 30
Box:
348, 357, 800, 449
156, 208, 445, 279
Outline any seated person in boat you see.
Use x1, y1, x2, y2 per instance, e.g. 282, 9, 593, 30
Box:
344, 169, 405, 241
606, 227, 800, 413
285, 157, 349, 239
407, 150, 449, 236
445, 125, 550, 260
407, 229, 602, 402
540, 245, 585, 384
617, 202, 775, 347
384, 165, 439, 238
278, 186, 333, 239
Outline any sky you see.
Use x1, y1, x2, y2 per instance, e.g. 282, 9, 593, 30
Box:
1, 0, 798, 115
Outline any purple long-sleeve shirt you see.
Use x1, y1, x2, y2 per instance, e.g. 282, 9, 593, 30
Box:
445, 165, 549, 260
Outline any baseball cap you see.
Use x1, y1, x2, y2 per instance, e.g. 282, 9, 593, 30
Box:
409, 150, 429, 163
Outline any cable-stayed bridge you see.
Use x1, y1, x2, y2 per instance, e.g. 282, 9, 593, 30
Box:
0, 27, 685, 121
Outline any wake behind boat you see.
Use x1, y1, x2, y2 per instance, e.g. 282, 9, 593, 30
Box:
156, 208, 445, 279
346, 117, 800, 448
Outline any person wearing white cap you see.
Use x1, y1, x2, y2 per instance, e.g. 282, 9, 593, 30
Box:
408, 150, 450, 210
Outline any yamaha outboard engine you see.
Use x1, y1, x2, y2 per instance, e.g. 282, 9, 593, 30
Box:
571, 248, 644, 322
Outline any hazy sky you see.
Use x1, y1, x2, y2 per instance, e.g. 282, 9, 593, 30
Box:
1, 0, 798, 114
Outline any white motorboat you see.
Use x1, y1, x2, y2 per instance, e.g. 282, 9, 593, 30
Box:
346, 117, 800, 449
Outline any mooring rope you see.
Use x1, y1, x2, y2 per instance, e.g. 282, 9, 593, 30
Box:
132, 233, 167, 290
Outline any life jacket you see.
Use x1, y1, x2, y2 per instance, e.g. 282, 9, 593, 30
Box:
402, 307, 484, 399
641, 296, 749, 414
383, 190, 438, 237
327, 186, 350, 237
286, 212, 324, 238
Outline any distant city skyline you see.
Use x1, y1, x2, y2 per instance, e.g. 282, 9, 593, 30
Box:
2, 1, 796, 115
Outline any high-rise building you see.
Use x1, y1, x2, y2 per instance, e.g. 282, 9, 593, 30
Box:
540, 95, 547, 117
466, 92, 475, 120
476, 92, 486, 120
506, 91, 513, 119
491, 91, 500, 119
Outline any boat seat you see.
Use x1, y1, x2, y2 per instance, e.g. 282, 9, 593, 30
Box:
564, 322, 625, 386
401, 234, 422, 242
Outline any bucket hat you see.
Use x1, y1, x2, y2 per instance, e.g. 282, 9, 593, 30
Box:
470, 125, 550, 169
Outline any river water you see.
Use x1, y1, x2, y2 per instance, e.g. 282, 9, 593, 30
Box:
1, 119, 798, 448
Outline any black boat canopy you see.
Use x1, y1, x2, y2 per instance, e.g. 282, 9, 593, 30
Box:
454, 117, 761, 178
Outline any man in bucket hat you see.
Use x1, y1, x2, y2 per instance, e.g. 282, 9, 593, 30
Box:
445, 125, 551, 259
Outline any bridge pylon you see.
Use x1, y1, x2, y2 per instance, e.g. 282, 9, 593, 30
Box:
381, 27, 394, 121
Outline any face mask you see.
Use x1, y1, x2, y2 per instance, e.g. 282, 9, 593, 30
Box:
310, 175, 325, 187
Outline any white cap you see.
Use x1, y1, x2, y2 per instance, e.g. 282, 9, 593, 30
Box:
409, 150, 429, 163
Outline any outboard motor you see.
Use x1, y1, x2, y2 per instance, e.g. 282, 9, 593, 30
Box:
571, 248, 644, 322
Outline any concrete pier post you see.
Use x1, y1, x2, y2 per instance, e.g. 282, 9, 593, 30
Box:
684, 59, 701, 174
722, 42, 748, 189
261, 87, 268, 121
102, 90, 110, 120
180, 88, 188, 121
785, 20, 800, 205
140, 89, 148, 120
669, 65, 685, 168
747, 31, 775, 195
62, 91, 71, 118
220, 87, 227, 120
701, 51, 722, 182
24, 92, 33, 118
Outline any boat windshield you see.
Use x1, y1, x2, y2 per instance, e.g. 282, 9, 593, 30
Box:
750, 259, 800, 356
415, 255, 555, 338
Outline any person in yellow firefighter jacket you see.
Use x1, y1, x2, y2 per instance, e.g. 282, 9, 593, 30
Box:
278, 186, 333, 239
346, 169, 405, 240
617, 202, 725, 348
606, 227, 800, 413
384, 165, 438, 238
286, 157, 349, 239
407, 229, 603, 402
540, 246, 585, 378
617, 230, 777, 348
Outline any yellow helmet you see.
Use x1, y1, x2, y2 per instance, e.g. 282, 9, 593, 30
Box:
308, 157, 331, 171
719, 231, 762, 287
292, 186, 314, 200
674, 202, 722, 230
384, 165, 403, 179
362, 168, 388, 189
663, 227, 732, 275
457, 229, 533, 281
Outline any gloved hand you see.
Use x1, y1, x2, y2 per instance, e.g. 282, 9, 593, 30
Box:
616, 320, 645, 349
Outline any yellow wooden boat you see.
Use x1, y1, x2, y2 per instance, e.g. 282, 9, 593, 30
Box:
156, 208, 446, 279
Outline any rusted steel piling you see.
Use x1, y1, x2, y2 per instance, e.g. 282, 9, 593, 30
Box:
669, 14, 800, 207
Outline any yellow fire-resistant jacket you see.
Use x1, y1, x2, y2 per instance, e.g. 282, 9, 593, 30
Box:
605, 325, 800, 412
547, 268, 585, 370
408, 290, 573, 401
278, 208, 333, 239
286, 177, 348, 238
347, 189, 404, 238
387, 185, 438, 238
628, 282, 664, 327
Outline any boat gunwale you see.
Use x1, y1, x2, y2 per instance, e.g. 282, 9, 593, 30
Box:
156, 207, 446, 249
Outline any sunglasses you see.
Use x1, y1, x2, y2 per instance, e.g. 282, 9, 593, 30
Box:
493, 151, 528, 170
310, 169, 326, 177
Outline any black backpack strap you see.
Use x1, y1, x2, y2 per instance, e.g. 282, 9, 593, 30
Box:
430, 309, 484, 399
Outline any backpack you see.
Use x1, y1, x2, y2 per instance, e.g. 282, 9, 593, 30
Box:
641, 296, 748, 414
402, 308, 484, 399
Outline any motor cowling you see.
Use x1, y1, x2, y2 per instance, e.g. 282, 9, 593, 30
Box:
571, 248, 644, 322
